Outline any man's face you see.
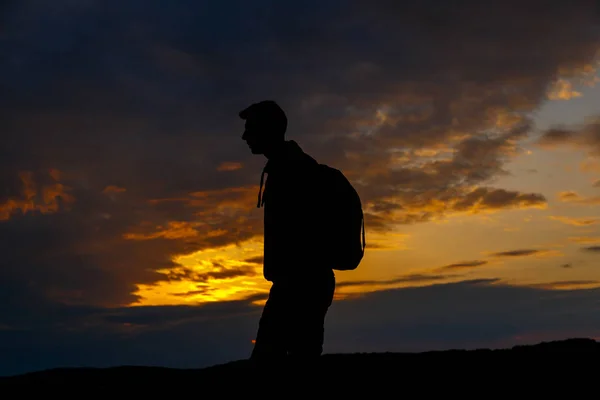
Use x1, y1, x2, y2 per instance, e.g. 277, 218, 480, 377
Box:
242, 119, 267, 155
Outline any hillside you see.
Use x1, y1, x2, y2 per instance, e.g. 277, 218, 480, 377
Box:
2, 338, 598, 386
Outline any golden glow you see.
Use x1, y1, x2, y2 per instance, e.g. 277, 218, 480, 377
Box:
217, 162, 243, 172
547, 78, 583, 100
366, 231, 410, 251
132, 237, 269, 306
124, 221, 202, 240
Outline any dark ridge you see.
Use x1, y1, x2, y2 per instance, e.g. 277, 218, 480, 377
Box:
1, 338, 597, 386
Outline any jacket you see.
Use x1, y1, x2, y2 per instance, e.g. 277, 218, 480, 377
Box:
256, 140, 330, 282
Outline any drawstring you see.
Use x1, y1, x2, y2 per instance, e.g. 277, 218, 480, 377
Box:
361, 213, 366, 252
257, 166, 267, 208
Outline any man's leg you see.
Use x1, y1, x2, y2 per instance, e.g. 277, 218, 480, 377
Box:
250, 282, 287, 363
286, 271, 335, 359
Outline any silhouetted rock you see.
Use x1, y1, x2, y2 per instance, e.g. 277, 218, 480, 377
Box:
1, 338, 597, 387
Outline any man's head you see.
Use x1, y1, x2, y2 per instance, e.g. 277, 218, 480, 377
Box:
240, 100, 287, 155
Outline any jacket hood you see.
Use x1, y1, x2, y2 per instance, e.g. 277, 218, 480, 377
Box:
263, 140, 316, 173
257, 140, 318, 208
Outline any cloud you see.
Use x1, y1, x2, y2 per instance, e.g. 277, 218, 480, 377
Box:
437, 260, 488, 270
583, 246, 600, 252
547, 78, 583, 100
243, 256, 264, 265
365, 186, 547, 231
557, 191, 600, 205
162, 263, 257, 283
526, 280, 600, 290
335, 273, 456, 289
549, 216, 600, 226
594, 179, 600, 188
217, 162, 243, 172
537, 116, 600, 155
537, 127, 577, 147
489, 249, 546, 257
102, 185, 126, 194
0, 170, 75, 221
569, 236, 600, 244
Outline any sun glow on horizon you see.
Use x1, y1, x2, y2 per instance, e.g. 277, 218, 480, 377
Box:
131, 238, 270, 306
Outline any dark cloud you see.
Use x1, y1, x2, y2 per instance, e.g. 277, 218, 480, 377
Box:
243, 256, 264, 265
490, 249, 546, 257
583, 246, 600, 252
439, 260, 488, 270
335, 273, 456, 289
537, 127, 577, 146
525, 280, 600, 290
537, 116, 600, 155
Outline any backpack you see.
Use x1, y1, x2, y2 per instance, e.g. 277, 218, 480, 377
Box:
314, 164, 366, 271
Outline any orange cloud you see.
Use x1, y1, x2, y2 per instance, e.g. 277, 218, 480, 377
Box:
558, 62, 600, 87
437, 260, 488, 270
0, 171, 75, 221
549, 216, 600, 226
568, 236, 600, 244
546, 78, 583, 100
557, 191, 600, 205
365, 186, 546, 231
149, 186, 257, 211
217, 162, 243, 172
131, 186, 262, 247
103, 185, 126, 194
333, 273, 462, 300
123, 221, 202, 240
363, 231, 409, 251
132, 238, 267, 306
485, 249, 562, 259
527, 280, 600, 290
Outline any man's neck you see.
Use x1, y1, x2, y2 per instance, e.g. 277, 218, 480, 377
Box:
264, 140, 288, 160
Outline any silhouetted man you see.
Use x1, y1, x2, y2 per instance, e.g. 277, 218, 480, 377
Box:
240, 100, 336, 364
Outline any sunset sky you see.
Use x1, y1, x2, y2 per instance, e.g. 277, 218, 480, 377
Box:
2, 0, 600, 376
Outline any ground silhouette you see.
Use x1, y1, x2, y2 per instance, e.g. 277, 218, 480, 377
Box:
1, 338, 597, 386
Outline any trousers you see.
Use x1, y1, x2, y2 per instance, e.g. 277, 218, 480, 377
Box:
251, 270, 335, 361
